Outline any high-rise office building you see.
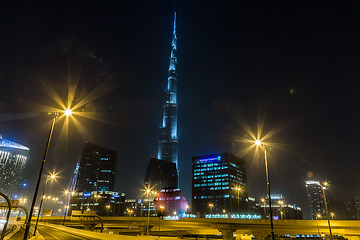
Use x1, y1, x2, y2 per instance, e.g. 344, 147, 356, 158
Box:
305, 180, 329, 219
192, 153, 248, 216
76, 142, 116, 192
157, 12, 179, 169
0, 136, 29, 197
144, 158, 178, 190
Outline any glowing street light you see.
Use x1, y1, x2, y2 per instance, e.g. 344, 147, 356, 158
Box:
278, 200, 284, 220
64, 109, 72, 116
208, 203, 214, 217
321, 181, 333, 240
255, 140, 275, 240
23, 109, 73, 240
34, 173, 57, 235
316, 214, 321, 238
261, 198, 266, 217
234, 186, 242, 212
145, 186, 157, 236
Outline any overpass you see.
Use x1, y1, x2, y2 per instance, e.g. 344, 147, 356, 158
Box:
39, 216, 360, 240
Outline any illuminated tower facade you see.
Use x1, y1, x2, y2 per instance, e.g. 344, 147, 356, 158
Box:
0, 136, 29, 197
158, 12, 178, 170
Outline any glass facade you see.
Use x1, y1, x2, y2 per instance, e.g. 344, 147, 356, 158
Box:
144, 158, 178, 190
76, 142, 116, 192
0, 136, 29, 197
158, 12, 179, 175
192, 153, 248, 216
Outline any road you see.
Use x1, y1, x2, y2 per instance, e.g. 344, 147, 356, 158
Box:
9, 225, 97, 240
37, 225, 96, 240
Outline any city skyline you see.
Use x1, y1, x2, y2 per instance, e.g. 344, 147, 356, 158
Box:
1, 1, 360, 220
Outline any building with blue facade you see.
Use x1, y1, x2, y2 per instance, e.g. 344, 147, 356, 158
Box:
192, 153, 248, 217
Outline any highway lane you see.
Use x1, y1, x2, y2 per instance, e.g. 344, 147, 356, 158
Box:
37, 225, 97, 240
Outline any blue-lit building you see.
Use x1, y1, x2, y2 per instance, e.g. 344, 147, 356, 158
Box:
0, 135, 29, 197
192, 153, 248, 217
76, 142, 116, 192
157, 13, 179, 173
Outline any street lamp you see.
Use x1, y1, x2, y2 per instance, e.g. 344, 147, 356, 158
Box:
208, 203, 214, 218
145, 187, 157, 237
255, 140, 275, 240
23, 109, 72, 240
158, 205, 165, 238
234, 186, 242, 212
261, 198, 266, 217
278, 200, 284, 220
106, 205, 110, 216
321, 182, 333, 240
330, 212, 334, 220
34, 173, 57, 235
316, 213, 321, 240
62, 190, 72, 226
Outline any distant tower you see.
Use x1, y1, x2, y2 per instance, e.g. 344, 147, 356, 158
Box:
305, 180, 328, 219
158, 12, 178, 170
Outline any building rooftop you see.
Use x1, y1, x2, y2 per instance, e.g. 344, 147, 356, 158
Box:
0, 136, 29, 151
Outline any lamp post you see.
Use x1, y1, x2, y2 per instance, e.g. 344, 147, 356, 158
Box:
235, 186, 242, 213
158, 205, 164, 238
278, 200, 284, 220
208, 203, 213, 218
316, 213, 321, 240
23, 109, 72, 240
34, 174, 56, 235
331, 212, 334, 220
62, 190, 71, 226
145, 188, 157, 236
321, 182, 333, 240
261, 198, 266, 218
255, 140, 275, 240
106, 205, 110, 216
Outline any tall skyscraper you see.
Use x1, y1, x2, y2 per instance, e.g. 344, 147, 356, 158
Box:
192, 153, 248, 216
76, 142, 116, 192
305, 180, 329, 219
145, 12, 179, 190
0, 136, 29, 197
157, 12, 178, 169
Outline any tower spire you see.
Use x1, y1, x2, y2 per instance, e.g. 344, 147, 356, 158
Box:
158, 12, 179, 179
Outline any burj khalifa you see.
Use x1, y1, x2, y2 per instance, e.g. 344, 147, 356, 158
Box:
144, 13, 179, 190
157, 12, 178, 168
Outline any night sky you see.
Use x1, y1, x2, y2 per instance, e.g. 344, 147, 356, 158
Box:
1, 1, 360, 219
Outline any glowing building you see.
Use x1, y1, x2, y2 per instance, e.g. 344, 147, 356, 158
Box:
192, 153, 248, 217
0, 135, 29, 197
157, 12, 179, 170
154, 188, 188, 217
305, 180, 329, 219
76, 142, 116, 192
145, 12, 179, 189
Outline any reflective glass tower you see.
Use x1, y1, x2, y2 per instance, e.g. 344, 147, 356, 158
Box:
158, 12, 178, 170
0, 136, 29, 197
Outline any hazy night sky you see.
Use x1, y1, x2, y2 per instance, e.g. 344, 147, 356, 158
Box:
1, 1, 360, 219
